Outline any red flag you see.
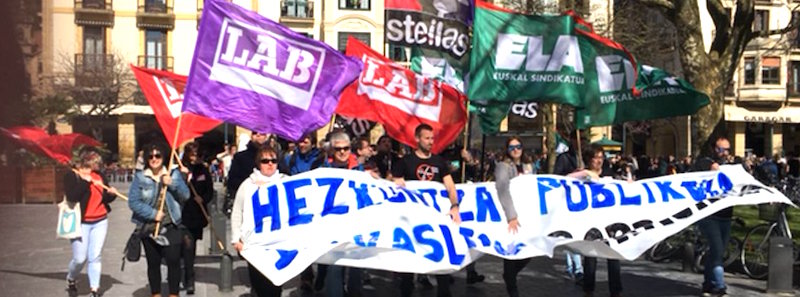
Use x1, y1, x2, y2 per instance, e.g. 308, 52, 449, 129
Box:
336, 37, 467, 154
0, 126, 101, 164
130, 65, 221, 148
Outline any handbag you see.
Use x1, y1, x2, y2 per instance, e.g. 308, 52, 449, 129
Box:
56, 198, 81, 239
121, 227, 143, 271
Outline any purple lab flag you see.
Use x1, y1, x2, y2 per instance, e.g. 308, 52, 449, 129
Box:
182, 0, 362, 141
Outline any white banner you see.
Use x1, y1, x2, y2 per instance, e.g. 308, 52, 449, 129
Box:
239, 165, 793, 285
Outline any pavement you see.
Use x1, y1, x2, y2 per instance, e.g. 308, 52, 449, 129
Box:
0, 182, 797, 297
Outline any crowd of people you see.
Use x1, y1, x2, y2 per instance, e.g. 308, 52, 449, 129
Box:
61, 126, 800, 297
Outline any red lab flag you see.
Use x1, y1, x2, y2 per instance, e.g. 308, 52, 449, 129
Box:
0, 126, 101, 164
336, 37, 467, 154
130, 65, 221, 148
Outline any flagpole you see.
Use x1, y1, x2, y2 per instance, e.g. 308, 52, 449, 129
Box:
172, 151, 227, 252
460, 100, 470, 182
154, 115, 184, 237
70, 168, 129, 201
576, 128, 584, 169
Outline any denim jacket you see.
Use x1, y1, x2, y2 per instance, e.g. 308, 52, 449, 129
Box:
128, 167, 190, 226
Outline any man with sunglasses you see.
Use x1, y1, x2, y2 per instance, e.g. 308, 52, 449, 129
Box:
392, 124, 461, 297
693, 137, 732, 297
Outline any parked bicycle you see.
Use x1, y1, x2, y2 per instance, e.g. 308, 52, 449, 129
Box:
647, 218, 744, 274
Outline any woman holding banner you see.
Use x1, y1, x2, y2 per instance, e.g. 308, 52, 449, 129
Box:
568, 145, 623, 297
231, 146, 285, 297
128, 144, 190, 297
494, 137, 533, 297
64, 150, 119, 297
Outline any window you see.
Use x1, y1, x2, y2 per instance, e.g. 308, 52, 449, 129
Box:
145, 30, 167, 69
283, 0, 310, 18
789, 61, 800, 96
83, 26, 105, 70
339, 0, 369, 10
761, 57, 780, 85
389, 45, 408, 62
754, 10, 769, 32
145, 0, 167, 13
298, 32, 314, 39
744, 57, 755, 85
338, 32, 370, 52
793, 12, 800, 47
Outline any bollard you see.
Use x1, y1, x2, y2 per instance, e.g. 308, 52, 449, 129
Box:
767, 237, 794, 294
219, 252, 233, 292
682, 242, 695, 273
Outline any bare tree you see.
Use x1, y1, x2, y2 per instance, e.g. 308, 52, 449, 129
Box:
49, 52, 136, 141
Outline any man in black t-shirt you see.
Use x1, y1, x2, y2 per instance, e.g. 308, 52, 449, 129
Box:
392, 124, 460, 297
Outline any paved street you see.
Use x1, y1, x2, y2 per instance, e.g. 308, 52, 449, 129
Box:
0, 182, 797, 297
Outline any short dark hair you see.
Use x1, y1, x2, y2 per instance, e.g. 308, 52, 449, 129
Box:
414, 124, 433, 137
581, 144, 605, 166
182, 142, 200, 164
254, 146, 278, 164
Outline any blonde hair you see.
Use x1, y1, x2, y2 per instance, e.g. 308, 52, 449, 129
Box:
78, 151, 102, 169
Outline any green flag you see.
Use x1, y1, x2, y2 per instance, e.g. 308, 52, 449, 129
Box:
411, 47, 468, 92
575, 66, 710, 128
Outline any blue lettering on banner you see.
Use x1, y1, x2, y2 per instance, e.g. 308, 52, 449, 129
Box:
348, 181, 374, 209
439, 189, 465, 206
354, 231, 380, 247
477, 233, 491, 247
402, 188, 425, 205
414, 224, 444, 262
681, 180, 710, 201
393, 227, 415, 252
718, 172, 733, 193
590, 184, 615, 208
459, 227, 477, 248
475, 187, 501, 222
275, 249, 298, 270
317, 178, 347, 217
253, 185, 280, 232
537, 177, 560, 214
643, 183, 656, 203
386, 187, 407, 203
616, 184, 641, 205
439, 225, 465, 265
493, 241, 525, 256
417, 189, 441, 212
654, 181, 685, 201
564, 180, 588, 212
284, 179, 314, 226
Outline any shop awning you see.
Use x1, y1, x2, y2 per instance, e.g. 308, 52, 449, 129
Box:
724, 105, 800, 123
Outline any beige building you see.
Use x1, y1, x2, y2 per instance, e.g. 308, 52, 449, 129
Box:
39, 0, 387, 166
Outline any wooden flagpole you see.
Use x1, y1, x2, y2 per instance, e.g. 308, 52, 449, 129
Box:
70, 168, 129, 201
460, 101, 470, 182
154, 115, 184, 237
576, 128, 584, 169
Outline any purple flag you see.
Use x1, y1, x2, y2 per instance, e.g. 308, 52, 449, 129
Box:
182, 0, 362, 141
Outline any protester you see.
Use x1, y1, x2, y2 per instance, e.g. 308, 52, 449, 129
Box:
231, 146, 285, 297
694, 137, 732, 297
321, 132, 363, 297
225, 132, 267, 215
64, 150, 119, 297
354, 136, 373, 165
369, 135, 399, 179
179, 142, 213, 295
495, 137, 533, 297
568, 145, 623, 297
128, 144, 190, 297
217, 144, 236, 182
552, 131, 583, 283
393, 124, 461, 297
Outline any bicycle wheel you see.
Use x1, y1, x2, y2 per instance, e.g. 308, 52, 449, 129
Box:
648, 232, 687, 262
694, 247, 707, 273
724, 237, 742, 268
741, 224, 772, 280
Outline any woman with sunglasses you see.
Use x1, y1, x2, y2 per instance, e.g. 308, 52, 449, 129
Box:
494, 137, 533, 297
128, 144, 190, 297
179, 142, 213, 294
231, 146, 285, 297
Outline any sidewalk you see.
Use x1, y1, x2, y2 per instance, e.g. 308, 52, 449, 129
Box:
0, 182, 795, 297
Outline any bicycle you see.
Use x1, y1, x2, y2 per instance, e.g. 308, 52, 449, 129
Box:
647, 219, 743, 272
740, 177, 800, 280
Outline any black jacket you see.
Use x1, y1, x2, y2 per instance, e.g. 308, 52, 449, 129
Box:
182, 162, 214, 230
227, 141, 260, 196
64, 170, 116, 223
553, 152, 579, 176
694, 155, 733, 219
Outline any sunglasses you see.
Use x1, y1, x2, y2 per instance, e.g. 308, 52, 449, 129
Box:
508, 144, 523, 151
334, 146, 351, 152
148, 154, 162, 160
716, 147, 730, 153
260, 158, 278, 164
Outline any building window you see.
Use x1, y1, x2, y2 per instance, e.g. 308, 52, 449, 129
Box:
339, 0, 369, 10
744, 57, 755, 85
83, 26, 105, 70
761, 57, 780, 85
754, 10, 769, 32
389, 45, 408, 62
789, 61, 800, 96
793, 12, 800, 47
298, 32, 314, 39
283, 0, 310, 18
145, 30, 167, 69
338, 32, 370, 52
145, 0, 167, 13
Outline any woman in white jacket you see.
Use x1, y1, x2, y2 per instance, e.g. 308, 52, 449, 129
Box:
231, 146, 285, 297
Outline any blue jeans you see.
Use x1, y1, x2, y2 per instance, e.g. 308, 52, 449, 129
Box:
67, 219, 108, 290
697, 217, 731, 290
566, 251, 583, 276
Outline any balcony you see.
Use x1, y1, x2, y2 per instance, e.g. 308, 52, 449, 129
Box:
136, 0, 175, 30
137, 55, 174, 71
74, 53, 114, 88
280, 0, 314, 25
74, 0, 114, 27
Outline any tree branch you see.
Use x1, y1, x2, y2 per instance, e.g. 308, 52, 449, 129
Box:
707, 0, 731, 54
638, 0, 675, 12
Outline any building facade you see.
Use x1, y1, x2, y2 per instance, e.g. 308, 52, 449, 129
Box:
39, 0, 386, 165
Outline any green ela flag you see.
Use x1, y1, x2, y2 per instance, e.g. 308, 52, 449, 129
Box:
411, 47, 468, 93
575, 65, 709, 128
